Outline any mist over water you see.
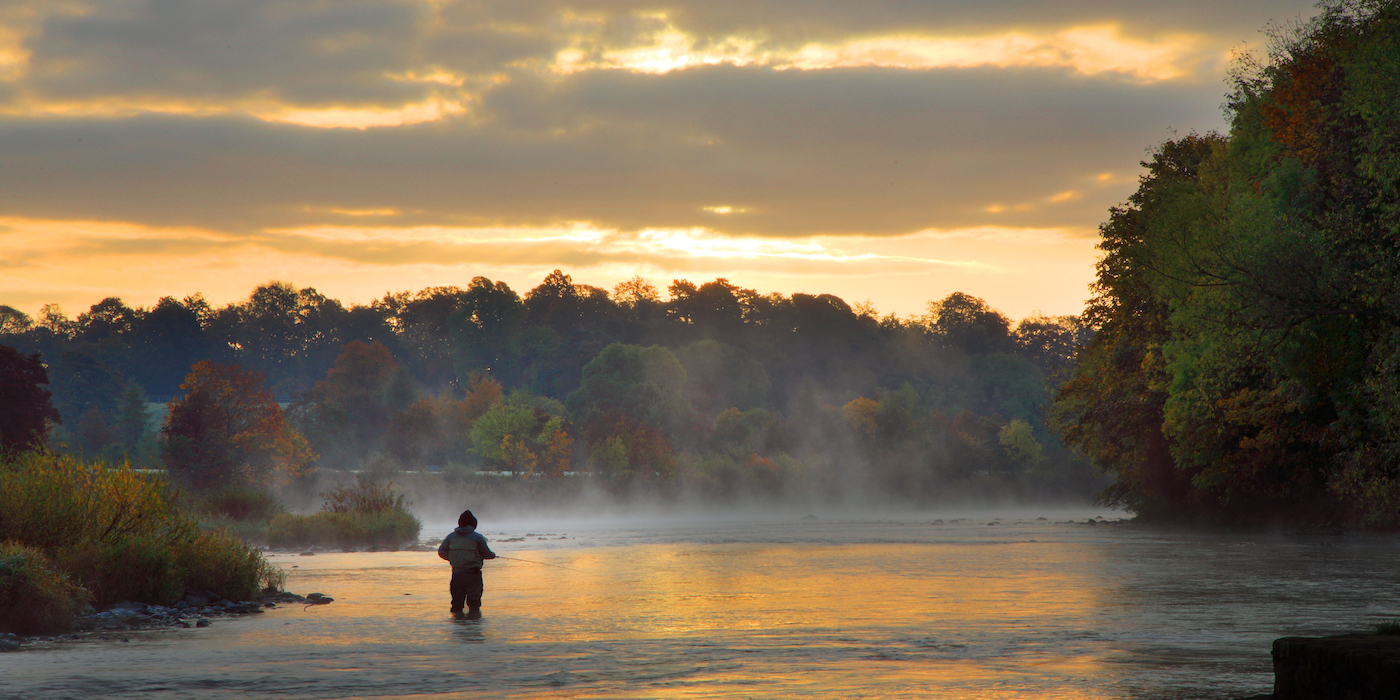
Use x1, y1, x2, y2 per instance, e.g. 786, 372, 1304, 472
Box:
7, 515, 1397, 700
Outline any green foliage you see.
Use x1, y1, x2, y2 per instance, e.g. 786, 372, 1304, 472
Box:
0, 451, 282, 616
998, 419, 1044, 468
1054, 0, 1400, 526
469, 392, 564, 468
321, 475, 409, 514
567, 343, 690, 435
266, 510, 421, 548
447, 277, 527, 384
1376, 620, 1400, 635
8, 259, 1105, 502
199, 484, 286, 522
0, 541, 84, 635
267, 476, 421, 547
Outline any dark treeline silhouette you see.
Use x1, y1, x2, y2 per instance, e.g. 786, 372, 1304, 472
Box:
1053, 0, 1400, 527
1, 272, 1097, 502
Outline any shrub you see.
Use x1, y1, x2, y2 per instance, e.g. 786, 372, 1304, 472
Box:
198, 485, 285, 522
267, 476, 421, 547
321, 475, 407, 514
53, 535, 184, 607
1376, 620, 1400, 635
180, 530, 285, 598
0, 451, 285, 623
266, 509, 421, 548
0, 451, 190, 551
0, 541, 85, 635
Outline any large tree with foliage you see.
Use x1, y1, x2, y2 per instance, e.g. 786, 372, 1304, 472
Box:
1055, 0, 1400, 526
163, 361, 315, 490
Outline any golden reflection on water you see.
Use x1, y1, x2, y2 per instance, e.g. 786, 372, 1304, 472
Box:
27, 520, 1372, 699
260, 538, 1120, 699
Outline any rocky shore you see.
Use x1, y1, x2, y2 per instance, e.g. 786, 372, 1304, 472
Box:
0, 589, 328, 652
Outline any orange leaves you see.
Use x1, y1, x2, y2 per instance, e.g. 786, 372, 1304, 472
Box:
842, 397, 879, 438
540, 430, 574, 478
163, 361, 316, 489
1260, 48, 1338, 162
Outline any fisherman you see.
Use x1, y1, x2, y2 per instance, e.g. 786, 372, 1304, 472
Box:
437, 509, 497, 615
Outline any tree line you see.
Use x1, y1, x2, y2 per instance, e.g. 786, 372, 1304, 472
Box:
1052, 0, 1400, 527
1, 273, 1097, 502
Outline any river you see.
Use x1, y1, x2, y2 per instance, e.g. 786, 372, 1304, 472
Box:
5, 512, 1398, 699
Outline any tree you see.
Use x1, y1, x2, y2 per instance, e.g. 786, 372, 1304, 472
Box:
47, 349, 125, 423
566, 343, 689, 436
0, 345, 60, 452
612, 276, 660, 309
470, 393, 565, 469
162, 361, 315, 490
287, 340, 407, 467
114, 382, 152, 453
925, 293, 1015, 355
674, 340, 770, 418
0, 306, 33, 336
447, 277, 527, 384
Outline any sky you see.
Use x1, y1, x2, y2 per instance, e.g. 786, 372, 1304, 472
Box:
0, 0, 1320, 322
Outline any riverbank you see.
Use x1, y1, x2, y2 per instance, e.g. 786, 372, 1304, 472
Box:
0, 589, 327, 652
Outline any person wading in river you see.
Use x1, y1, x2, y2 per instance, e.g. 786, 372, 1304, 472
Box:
437, 509, 497, 615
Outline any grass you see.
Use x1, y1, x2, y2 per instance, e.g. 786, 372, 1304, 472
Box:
1375, 620, 1400, 635
0, 451, 285, 633
266, 475, 421, 548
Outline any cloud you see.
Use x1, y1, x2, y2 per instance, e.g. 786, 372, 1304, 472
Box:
1, 0, 1315, 122
0, 0, 1319, 320
0, 63, 1222, 239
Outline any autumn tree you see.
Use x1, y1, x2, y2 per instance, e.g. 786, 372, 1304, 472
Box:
288, 340, 411, 467
162, 361, 315, 490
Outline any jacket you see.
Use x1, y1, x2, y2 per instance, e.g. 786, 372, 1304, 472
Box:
437, 525, 497, 570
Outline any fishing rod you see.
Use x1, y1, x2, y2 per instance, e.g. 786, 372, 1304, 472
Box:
494, 555, 602, 577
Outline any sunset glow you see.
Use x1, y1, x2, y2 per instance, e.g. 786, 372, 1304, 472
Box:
0, 0, 1317, 321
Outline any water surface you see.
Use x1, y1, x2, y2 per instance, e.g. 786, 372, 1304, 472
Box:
6, 516, 1398, 699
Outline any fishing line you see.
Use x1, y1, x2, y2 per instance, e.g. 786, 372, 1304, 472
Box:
494, 555, 603, 577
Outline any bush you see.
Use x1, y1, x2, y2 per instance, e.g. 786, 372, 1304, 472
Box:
0, 541, 85, 635
1376, 620, 1400, 635
266, 509, 421, 548
321, 475, 408, 514
180, 530, 285, 597
267, 476, 421, 547
53, 535, 184, 607
198, 485, 285, 522
0, 451, 190, 551
0, 451, 285, 622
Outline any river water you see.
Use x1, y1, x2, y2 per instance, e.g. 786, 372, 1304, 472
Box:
5, 513, 1399, 699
